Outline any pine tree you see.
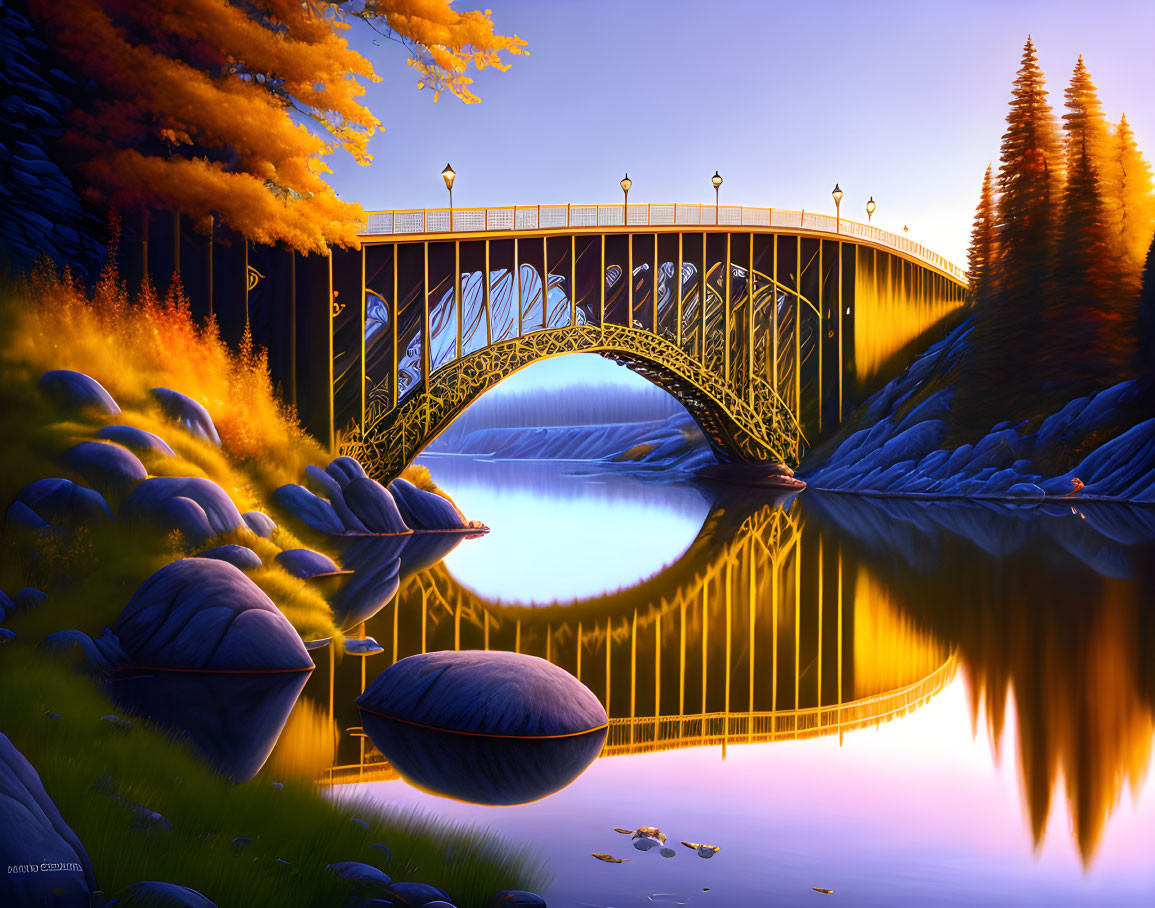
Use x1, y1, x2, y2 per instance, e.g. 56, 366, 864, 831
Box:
994, 37, 1063, 313
1140, 235, 1155, 394
1053, 56, 1132, 388
1103, 114, 1155, 277
967, 164, 998, 307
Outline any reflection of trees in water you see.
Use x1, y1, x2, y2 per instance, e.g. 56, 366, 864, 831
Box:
806, 493, 1155, 865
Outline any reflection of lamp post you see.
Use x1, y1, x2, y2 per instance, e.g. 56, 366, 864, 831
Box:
441, 163, 456, 213
832, 183, 843, 234
712, 171, 723, 222
904, 225, 909, 234
866, 196, 876, 223
620, 173, 632, 224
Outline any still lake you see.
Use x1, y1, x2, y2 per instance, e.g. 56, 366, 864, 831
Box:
313, 456, 1155, 907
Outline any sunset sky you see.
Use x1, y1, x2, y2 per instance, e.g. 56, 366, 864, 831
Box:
327, 0, 1155, 271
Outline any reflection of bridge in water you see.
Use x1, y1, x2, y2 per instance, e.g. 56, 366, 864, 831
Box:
308, 495, 955, 784
327, 203, 968, 477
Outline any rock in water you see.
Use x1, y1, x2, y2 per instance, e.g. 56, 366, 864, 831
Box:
242, 510, 277, 538
343, 477, 411, 534
12, 477, 113, 529
121, 477, 244, 540
38, 369, 120, 416
272, 484, 346, 536
63, 441, 147, 496
275, 548, 341, 579
149, 387, 222, 445
388, 478, 465, 531
358, 651, 607, 737
107, 881, 217, 907
195, 545, 262, 571
97, 425, 176, 457
325, 862, 392, 898
357, 651, 608, 805
0, 732, 96, 907
111, 559, 313, 672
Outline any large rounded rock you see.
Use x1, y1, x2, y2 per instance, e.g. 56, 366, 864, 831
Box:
39, 369, 120, 416
0, 732, 96, 907
358, 651, 606, 738
344, 478, 411, 534
275, 548, 341, 579
388, 478, 464, 531
98, 425, 176, 457
63, 441, 147, 495
325, 862, 392, 899
272, 484, 345, 536
195, 545, 262, 571
107, 881, 217, 907
111, 559, 313, 672
122, 477, 244, 541
12, 477, 112, 528
303, 466, 369, 533
150, 387, 221, 445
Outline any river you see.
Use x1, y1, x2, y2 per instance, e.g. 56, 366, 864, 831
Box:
306, 457, 1155, 907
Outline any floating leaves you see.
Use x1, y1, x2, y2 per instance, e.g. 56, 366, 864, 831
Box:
592, 853, 629, 863
813, 888, 835, 895
613, 828, 634, 835
681, 841, 721, 858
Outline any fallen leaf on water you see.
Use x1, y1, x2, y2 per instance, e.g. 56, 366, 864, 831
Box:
813, 888, 834, 895
592, 853, 629, 863
681, 841, 721, 857
613, 828, 634, 835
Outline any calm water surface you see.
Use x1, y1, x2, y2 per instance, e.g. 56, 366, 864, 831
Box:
313, 458, 1155, 907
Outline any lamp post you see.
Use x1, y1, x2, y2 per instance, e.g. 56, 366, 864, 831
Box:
866, 196, 876, 224
832, 183, 843, 234
712, 171, 723, 223
620, 173, 632, 224
904, 225, 909, 235
441, 163, 456, 214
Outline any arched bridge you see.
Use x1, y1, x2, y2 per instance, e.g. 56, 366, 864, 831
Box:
326, 202, 969, 478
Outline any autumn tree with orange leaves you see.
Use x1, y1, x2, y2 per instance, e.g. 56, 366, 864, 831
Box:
23, 0, 525, 253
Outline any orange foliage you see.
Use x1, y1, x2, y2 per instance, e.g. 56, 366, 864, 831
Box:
25, 0, 525, 252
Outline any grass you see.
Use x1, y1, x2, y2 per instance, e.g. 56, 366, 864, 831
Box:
0, 656, 548, 906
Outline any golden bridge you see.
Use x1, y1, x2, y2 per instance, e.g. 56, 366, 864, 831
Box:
292, 498, 957, 784
323, 202, 969, 478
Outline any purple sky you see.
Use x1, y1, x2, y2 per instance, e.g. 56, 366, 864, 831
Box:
326, 0, 1155, 270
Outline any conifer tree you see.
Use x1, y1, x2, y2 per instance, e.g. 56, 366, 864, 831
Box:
993, 37, 1063, 313
1104, 114, 1155, 276
967, 164, 998, 307
1140, 235, 1155, 393
1054, 56, 1131, 387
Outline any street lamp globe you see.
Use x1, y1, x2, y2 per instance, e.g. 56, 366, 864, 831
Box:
711, 171, 723, 190
866, 196, 876, 222
832, 183, 843, 206
441, 163, 456, 191
620, 173, 632, 195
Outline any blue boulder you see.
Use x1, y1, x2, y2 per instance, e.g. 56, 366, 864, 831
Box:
0, 733, 97, 907
344, 478, 411, 534
272, 484, 346, 535
326, 862, 392, 897
98, 425, 175, 457
326, 455, 368, 486
195, 545, 262, 571
12, 477, 112, 528
275, 548, 341, 578
109, 559, 313, 672
150, 387, 221, 445
386, 882, 453, 907
486, 892, 547, 907
242, 510, 277, 538
121, 477, 244, 541
63, 441, 147, 495
107, 881, 217, 907
39, 369, 119, 416
388, 478, 464, 531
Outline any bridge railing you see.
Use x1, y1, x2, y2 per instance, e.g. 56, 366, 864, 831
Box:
362, 202, 967, 283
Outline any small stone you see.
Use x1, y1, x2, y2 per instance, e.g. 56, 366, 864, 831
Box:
275, 548, 341, 579
194, 544, 262, 571
344, 637, 384, 657
486, 891, 547, 907
325, 861, 392, 895
270, 782, 283, 791
101, 714, 133, 732
242, 510, 277, 538
150, 387, 221, 445
97, 424, 175, 457
385, 882, 453, 907
63, 441, 147, 495
110, 881, 217, 907
0, 629, 15, 644
231, 836, 251, 851
15, 588, 48, 612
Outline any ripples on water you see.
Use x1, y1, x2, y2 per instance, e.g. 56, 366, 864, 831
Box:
290, 460, 1155, 906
